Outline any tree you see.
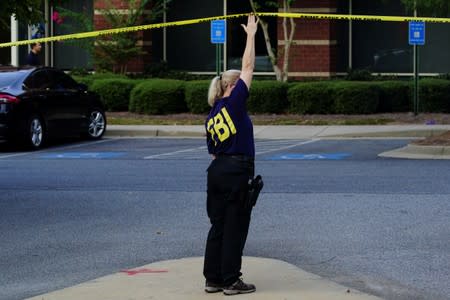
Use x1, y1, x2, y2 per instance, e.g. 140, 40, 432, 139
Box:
1, 0, 43, 29
94, 0, 169, 73
54, 5, 96, 66
249, 0, 296, 82
399, 0, 450, 15
0, 0, 68, 29
94, 0, 147, 73
56, 0, 170, 73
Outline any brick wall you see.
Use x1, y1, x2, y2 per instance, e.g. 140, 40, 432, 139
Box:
95, 0, 134, 10
93, 0, 151, 72
93, 0, 338, 76
278, 0, 338, 78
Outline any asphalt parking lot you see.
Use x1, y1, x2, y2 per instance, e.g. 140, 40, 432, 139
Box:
0, 136, 414, 161
1, 137, 449, 300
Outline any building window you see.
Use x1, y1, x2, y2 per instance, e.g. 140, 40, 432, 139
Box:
226, 1, 276, 72
53, 0, 93, 69
163, 0, 221, 72
352, 1, 411, 73
0, 28, 10, 65
352, 0, 450, 74
162, 0, 276, 72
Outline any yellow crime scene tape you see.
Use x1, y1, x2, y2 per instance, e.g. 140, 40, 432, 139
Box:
1, 12, 449, 48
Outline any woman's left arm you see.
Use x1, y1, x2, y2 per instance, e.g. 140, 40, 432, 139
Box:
240, 14, 258, 90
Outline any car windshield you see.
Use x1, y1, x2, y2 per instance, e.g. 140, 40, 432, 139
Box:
0, 71, 30, 89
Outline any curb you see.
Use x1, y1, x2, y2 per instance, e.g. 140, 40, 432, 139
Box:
105, 128, 204, 138
105, 125, 204, 138
25, 257, 383, 300
379, 143, 450, 159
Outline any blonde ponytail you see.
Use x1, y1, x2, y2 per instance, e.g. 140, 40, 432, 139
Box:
207, 76, 222, 107
207, 70, 241, 107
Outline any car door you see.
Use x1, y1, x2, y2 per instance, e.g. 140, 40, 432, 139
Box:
23, 69, 59, 134
46, 69, 81, 135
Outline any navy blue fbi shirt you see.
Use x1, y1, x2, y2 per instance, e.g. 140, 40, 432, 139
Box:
205, 78, 255, 157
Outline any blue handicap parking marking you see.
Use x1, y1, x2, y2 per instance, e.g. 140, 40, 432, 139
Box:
267, 153, 351, 160
41, 152, 125, 159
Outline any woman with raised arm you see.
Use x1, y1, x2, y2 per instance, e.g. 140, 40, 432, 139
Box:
203, 14, 259, 296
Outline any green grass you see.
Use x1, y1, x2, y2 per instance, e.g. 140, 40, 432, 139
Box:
106, 113, 395, 126
108, 117, 205, 125
340, 118, 393, 125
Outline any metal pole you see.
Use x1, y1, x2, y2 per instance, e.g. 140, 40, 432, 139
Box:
10, 15, 19, 66
219, 44, 222, 76
44, 0, 49, 66
163, 0, 167, 62
414, 45, 419, 115
216, 44, 220, 76
413, 5, 419, 116
348, 0, 352, 70
223, 0, 227, 71
50, 4, 54, 67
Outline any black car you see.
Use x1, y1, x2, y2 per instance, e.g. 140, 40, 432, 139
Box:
0, 67, 106, 149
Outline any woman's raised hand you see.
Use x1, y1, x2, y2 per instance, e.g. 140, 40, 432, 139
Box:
241, 14, 258, 36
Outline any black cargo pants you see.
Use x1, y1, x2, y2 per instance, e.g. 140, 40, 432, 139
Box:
203, 155, 255, 286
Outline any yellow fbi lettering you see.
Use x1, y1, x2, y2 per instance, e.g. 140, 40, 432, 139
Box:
207, 107, 237, 144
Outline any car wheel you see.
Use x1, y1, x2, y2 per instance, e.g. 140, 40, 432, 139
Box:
26, 114, 45, 149
86, 109, 106, 139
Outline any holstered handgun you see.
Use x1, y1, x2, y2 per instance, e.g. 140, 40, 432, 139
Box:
246, 175, 263, 208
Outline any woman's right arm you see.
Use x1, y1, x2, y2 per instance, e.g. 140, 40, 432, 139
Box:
240, 14, 258, 90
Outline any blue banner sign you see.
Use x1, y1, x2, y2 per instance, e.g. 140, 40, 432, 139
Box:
211, 20, 226, 44
409, 21, 425, 45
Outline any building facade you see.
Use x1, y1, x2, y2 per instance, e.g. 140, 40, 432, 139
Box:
2, 0, 449, 77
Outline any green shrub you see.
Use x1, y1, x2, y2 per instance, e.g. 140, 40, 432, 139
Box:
72, 75, 94, 88
288, 82, 334, 114
248, 81, 288, 113
68, 68, 90, 76
72, 72, 128, 89
90, 79, 138, 111
129, 79, 186, 114
184, 80, 210, 114
376, 81, 411, 112
90, 72, 127, 80
345, 68, 374, 81
418, 78, 450, 112
129, 82, 146, 113
333, 82, 379, 114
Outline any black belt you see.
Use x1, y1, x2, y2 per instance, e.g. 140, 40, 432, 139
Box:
217, 153, 254, 162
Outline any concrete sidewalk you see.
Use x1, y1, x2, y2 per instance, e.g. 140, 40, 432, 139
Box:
26, 257, 383, 300
106, 124, 450, 159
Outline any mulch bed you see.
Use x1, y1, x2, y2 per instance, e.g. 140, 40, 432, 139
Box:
413, 131, 450, 146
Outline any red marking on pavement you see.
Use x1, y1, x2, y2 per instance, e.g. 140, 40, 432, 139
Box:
120, 268, 168, 276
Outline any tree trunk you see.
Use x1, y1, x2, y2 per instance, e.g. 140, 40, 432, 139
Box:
249, 0, 296, 82
281, 0, 296, 82
259, 18, 283, 81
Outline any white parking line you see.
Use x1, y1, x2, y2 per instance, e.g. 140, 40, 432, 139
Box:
143, 139, 320, 160
0, 151, 34, 159
52, 139, 114, 150
0, 139, 113, 159
144, 146, 207, 159
256, 139, 320, 155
